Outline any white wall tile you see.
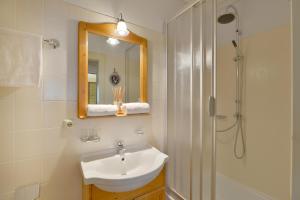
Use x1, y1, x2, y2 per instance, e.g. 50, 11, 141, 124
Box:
43, 49, 68, 76
0, 164, 14, 194
43, 0, 68, 49
66, 77, 77, 101
42, 154, 60, 183
14, 88, 44, 131
14, 158, 43, 189
42, 128, 66, 155
0, 0, 16, 29
43, 75, 67, 101
39, 155, 81, 200
15, 0, 43, 34
0, 88, 14, 133
43, 101, 67, 128
14, 130, 43, 160
0, 192, 14, 200
0, 132, 13, 164
66, 101, 77, 119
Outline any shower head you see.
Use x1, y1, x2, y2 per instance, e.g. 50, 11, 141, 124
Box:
218, 5, 238, 24
218, 13, 235, 24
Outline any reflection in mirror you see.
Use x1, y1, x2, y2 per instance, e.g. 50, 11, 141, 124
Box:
88, 33, 140, 105
88, 60, 99, 104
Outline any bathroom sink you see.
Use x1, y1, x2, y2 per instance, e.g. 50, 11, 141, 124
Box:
80, 146, 168, 192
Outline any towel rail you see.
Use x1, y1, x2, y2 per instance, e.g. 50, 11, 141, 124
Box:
43, 38, 60, 49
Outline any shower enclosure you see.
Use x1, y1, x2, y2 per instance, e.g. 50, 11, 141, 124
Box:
166, 0, 217, 199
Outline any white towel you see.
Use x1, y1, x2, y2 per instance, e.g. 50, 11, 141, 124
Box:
87, 103, 150, 116
87, 104, 117, 116
0, 27, 43, 87
125, 102, 150, 114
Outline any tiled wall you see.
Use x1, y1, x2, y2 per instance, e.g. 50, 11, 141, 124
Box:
0, 0, 166, 199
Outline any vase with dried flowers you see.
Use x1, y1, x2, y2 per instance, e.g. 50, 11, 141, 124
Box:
112, 86, 127, 116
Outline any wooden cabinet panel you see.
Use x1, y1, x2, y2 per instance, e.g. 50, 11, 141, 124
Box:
134, 188, 165, 200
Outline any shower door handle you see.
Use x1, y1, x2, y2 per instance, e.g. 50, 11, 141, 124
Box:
209, 96, 216, 117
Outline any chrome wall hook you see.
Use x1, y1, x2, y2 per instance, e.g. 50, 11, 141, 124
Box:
43, 38, 60, 49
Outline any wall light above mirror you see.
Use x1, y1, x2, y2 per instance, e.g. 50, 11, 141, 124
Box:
78, 22, 149, 118
116, 13, 129, 36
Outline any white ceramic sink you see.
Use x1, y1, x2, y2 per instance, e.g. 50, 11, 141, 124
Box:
80, 146, 168, 192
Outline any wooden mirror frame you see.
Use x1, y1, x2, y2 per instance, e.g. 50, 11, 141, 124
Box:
78, 22, 148, 119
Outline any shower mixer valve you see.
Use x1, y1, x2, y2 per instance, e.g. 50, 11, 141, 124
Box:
233, 55, 243, 62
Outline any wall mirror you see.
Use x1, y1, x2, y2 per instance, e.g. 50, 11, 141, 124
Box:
78, 22, 149, 118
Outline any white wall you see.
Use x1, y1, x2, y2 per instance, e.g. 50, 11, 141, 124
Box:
125, 45, 140, 102
88, 34, 141, 104
292, 0, 300, 199
218, 0, 291, 46
0, 0, 167, 199
216, 0, 292, 200
217, 25, 292, 200
64, 0, 185, 32
89, 51, 126, 104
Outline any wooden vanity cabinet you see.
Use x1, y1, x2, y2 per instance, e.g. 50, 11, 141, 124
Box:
82, 168, 165, 200
134, 187, 165, 200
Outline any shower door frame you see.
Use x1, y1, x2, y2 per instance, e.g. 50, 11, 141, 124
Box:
165, 0, 217, 199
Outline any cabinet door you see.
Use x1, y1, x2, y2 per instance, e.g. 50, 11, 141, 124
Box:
134, 188, 165, 200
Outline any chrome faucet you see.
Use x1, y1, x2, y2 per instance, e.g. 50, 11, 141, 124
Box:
117, 140, 127, 175
117, 141, 126, 160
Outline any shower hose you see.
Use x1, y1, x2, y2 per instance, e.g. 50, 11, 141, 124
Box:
217, 115, 246, 159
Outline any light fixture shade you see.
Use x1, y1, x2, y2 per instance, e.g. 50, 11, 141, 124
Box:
116, 20, 129, 36
106, 38, 120, 46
